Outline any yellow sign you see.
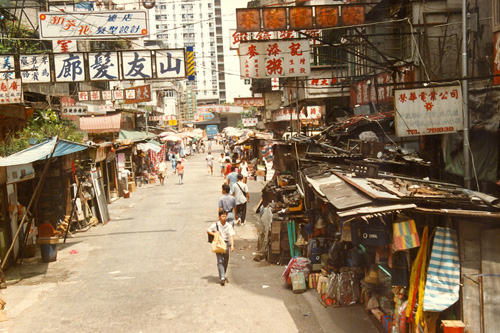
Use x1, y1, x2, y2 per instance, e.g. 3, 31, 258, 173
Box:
169, 119, 177, 126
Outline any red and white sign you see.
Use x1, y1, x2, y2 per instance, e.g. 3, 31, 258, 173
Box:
242, 118, 258, 127
272, 106, 322, 122
149, 115, 176, 121
395, 85, 463, 137
78, 91, 89, 101
272, 77, 279, 91
52, 40, 78, 53
234, 97, 264, 107
90, 91, 101, 101
61, 96, 76, 107
0, 79, 23, 104
99, 104, 115, 112
239, 40, 311, 78
230, 29, 321, 50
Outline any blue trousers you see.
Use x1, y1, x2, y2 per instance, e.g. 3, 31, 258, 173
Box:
216, 245, 230, 280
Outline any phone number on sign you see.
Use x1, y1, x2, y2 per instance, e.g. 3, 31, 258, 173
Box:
406, 127, 455, 135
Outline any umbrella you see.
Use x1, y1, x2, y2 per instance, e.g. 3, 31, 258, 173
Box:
163, 135, 182, 142
159, 131, 176, 137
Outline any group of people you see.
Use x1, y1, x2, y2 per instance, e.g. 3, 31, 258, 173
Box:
207, 147, 251, 286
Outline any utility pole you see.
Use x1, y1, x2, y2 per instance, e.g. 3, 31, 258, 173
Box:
296, 77, 300, 135
462, 0, 471, 189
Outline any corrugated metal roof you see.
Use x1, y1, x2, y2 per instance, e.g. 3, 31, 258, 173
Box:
80, 113, 121, 133
0, 138, 89, 167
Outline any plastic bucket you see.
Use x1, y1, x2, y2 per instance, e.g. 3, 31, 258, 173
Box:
40, 244, 57, 262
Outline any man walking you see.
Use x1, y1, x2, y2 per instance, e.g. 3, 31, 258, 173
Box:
207, 211, 235, 286
218, 184, 236, 227
218, 153, 226, 177
205, 152, 214, 175
233, 174, 249, 225
158, 160, 168, 185
176, 160, 184, 185
226, 166, 239, 195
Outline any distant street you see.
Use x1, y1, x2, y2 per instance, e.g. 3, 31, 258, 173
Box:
0, 144, 378, 333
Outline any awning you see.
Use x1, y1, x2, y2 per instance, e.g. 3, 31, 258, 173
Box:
119, 129, 155, 141
137, 142, 162, 153
0, 138, 89, 167
80, 113, 121, 133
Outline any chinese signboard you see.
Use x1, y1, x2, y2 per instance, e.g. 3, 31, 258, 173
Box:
52, 40, 78, 53
234, 97, 265, 107
0, 79, 22, 104
394, 86, 463, 137
239, 40, 310, 78
20, 54, 51, 83
350, 67, 415, 108
0, 55, 15, 80
236, 5, 364, 32
272, 77, 279, 90
38, 11, 149, 39
156, 49, 186, 79
124, 85, 151, 104
54, 53, 85, 82
272, 106, 322, 122
242, 118, 258, 127
61, 97, 76, 107
62, 105, 88, 116
197, 105, 244, 114
149, 115, 176, 121
89, 52, 119, 80
230, 29, 321, 50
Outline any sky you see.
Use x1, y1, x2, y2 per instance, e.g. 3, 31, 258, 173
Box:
221, 0, 251, 103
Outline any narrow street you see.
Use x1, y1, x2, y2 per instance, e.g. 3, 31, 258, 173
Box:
0, 144, 378, 333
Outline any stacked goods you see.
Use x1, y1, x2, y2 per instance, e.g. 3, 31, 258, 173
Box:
54, 216, 70, 237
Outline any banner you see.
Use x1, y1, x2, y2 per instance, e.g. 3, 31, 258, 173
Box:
38, 11, 149, 39
234, 97, 264, 107
395, 85, 463, 137
239, 40, 310, 78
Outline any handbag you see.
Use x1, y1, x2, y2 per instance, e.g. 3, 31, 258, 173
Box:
207, 223, 219, 243
212, 231, 227, 254
351, 217, 389, 247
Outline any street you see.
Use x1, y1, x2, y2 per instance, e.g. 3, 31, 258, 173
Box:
0, 145, 378, 333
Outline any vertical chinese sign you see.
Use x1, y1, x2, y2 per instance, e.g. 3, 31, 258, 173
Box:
394, 86, 463, 137
20, 55, 51, 83
239, 40, 310, 78
0, 79, 23, 104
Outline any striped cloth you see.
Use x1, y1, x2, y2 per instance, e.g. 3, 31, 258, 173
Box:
393, 219, 420, 251
423, 227, 460, 312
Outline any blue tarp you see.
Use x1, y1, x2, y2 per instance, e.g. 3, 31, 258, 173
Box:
0, 138, 89, 167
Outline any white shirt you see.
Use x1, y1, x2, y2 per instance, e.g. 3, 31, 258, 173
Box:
233, 181, 248, 205
207, 221, 235, 242
240, 162, 248, 177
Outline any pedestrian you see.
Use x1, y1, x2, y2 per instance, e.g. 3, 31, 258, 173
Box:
205, 152, 214, 175
240, 158, 248, 184
192, 142, 196, 155
207, 211, 235, 286
218, 153, 226, 177
226, 166, 239, 195
233, 174, 249, 225
224, 159, 232, 179
170, 150, 177, 174
208, 140, 212, 154
218, 184, 236, 227
158, 160, 168, 185
176, 159, 184, 184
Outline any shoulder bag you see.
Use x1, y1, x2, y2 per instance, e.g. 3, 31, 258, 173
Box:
236, 183, 247, 197
208, 223, 218, 243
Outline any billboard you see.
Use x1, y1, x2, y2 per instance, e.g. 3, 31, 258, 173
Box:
395, 86, 463, 137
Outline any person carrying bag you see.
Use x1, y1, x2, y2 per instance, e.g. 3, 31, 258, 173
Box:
207, 211, 235, 286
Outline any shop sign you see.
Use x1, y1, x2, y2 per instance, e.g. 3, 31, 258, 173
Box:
0, 55, 15, 80
52, 40, 78, 53
350, 67, 415, 108
168, 119, 177, 126
239, 40, 310, 78
156, 49, 186, 79
89, 52, 119, 81
236, 5, 364, 33
124, 85, 151, 104
0, 79, 23, 104
121, 50, 152, 80
62, 105, 88, 116
19, 54, 51, 83
61, 96, 76, 107
271, 77, 279, 91
38, 11, 149, 39
54, 53, 85, 82
234, 97, 264, 107
395, 85, 463, 137
242, 118, 258, 127
149, 115, 175, 121
272, 106, 322, 122
230, 29, 321, 50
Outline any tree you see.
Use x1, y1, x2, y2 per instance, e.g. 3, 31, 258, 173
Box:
0, 19, 46, 54
0, 109, 84, 157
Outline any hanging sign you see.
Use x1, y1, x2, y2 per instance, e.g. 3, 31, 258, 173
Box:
0, 79, 23, 104
395, 85, 463, 137
239, 39, 310, 78
54, 53, 85, 82
242, 118, 258, 127
124, 85, 151, 104
88, 52, 119, 81
156, 49, 186, 79
272, 106, 322, 122
52, 40, 78, 53
19, 54, 51, 83
38, 11, 149, 39
121, 50, 152, 80
0, 55, 15, 80
62, 105, 88, 116
234, 97, 265, 107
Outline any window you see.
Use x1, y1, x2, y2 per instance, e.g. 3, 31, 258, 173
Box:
208, 3, 212, 8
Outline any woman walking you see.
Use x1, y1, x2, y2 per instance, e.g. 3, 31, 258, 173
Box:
176, 160, 184, 184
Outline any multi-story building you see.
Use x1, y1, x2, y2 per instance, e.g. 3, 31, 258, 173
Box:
152, 0, 226, 105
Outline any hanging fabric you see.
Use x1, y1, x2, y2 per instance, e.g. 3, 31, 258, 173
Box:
393, 218, 420, 251
423, 227, 460, 312
405, 226, 429, 322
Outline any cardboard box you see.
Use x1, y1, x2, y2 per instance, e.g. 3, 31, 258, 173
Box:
128, 182, 136, 192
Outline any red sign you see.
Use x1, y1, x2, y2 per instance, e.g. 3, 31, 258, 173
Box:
233, 97, 265, 107
61, 96, 76, 107
124, 85, 151, 104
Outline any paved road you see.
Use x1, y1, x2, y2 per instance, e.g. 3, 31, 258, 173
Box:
0, 144, 378, 333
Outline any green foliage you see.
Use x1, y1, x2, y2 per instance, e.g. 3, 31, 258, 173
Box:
0, 109, 84, 157
0, 20, 43, 54
236, 120, 244, 129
